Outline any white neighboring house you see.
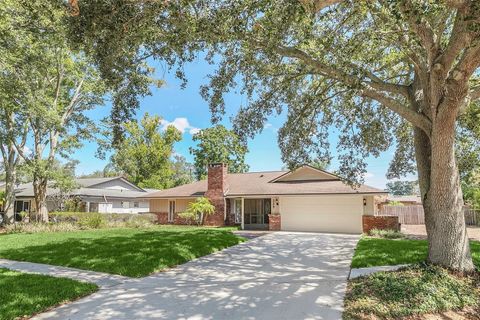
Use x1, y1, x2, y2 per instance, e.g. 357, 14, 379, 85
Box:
13, 177, 154, 215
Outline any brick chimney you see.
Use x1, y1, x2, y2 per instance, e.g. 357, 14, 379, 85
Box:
204, 163, 228, 226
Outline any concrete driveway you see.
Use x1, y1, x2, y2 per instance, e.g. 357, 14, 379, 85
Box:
33, 232, 359, 320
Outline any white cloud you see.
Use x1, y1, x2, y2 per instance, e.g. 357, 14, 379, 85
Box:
363, 172, 374, 179
160, 117, 200, 135
264, 123, 273, 129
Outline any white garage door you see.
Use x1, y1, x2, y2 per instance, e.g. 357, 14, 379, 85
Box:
281, 196, 363, 233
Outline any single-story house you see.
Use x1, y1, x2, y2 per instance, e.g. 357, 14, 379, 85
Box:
13, 177, 153, 214
143, 163, 389, 233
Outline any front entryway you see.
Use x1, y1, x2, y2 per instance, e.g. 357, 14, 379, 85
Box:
244, 198, 270, 230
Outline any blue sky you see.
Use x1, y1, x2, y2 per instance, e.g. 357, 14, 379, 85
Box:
72, 57, 410, 189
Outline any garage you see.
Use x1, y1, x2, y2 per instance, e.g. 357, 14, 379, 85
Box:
280, 195, 364, 233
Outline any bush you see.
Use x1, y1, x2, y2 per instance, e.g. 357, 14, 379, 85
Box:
344, 263, 480, 319
78, 212, 106, 229
3, 222, 80, 234
368, 228, 404, 239
5, 212, 158, 234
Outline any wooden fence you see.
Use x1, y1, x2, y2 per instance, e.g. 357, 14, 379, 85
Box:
377, 205, 480, 226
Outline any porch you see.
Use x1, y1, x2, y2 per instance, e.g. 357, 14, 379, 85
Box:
228, 197, 279, 230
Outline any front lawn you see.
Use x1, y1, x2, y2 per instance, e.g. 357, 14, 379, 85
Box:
344, 264, 480, 319
0, 268, 97, 320
0, 226, 245, 277
351, 237, 480, 268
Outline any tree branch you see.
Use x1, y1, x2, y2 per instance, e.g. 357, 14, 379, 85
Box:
471, 86, 480, 101
361, 88, 432, 135
298, 0, 343, 13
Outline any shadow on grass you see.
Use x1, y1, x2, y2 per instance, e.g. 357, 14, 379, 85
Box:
0, 229, 244, 277
0, 268, 97, 320
352, 237, 480, 269
351, 237, 428, 268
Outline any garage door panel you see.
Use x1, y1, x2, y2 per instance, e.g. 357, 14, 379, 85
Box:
281, 196, 362, 233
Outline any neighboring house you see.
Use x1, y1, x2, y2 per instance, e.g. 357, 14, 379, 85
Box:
14, 177, 153, 214
144, 163, 388, 233
377, 195, 422, 211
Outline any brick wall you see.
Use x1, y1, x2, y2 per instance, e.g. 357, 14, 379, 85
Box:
204, 163, 228, 227
154, 212, 168, 224
268, 214, 281, 231
362, 215, 400, 233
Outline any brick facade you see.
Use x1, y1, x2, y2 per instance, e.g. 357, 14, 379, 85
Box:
204, 163, 227, 227
154, 212, 168, 224
362, 215, 400, 233
268, 214, 281, 231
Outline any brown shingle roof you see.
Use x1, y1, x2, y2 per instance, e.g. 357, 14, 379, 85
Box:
142, 170, 386, 198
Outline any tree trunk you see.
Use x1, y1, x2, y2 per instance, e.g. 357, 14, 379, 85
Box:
4, 168, 17, 224
414, 118, 474, 272
33, 178, 49, 223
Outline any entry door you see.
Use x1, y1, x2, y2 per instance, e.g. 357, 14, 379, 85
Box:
168, 200, 175, 222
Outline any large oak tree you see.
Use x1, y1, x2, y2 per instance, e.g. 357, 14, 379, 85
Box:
70, 0, 480, 271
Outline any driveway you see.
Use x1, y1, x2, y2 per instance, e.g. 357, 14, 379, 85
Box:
33, 232, 359, 320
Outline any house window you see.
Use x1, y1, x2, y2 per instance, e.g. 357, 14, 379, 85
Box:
234, 199, 242, 224
133, 202, 139, 208
168, 200, 175, 222
121, 201, 129, 209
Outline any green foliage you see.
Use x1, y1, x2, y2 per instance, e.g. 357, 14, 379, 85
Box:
386, 180, 419, 196
179, 197, 215, 225
190, 125, 249, 180
77, 212, 106, 229
368, 228, 404, 239
110, 113, 182, 189
344, 263, 480, 319
387, 200, 404, 206
0, 268, 98, 320
171, 154, 196, 186
0, 227, 245, 277
69, 1, 480, 187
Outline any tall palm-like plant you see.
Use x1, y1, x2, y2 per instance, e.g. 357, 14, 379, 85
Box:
179, 197, 215, 226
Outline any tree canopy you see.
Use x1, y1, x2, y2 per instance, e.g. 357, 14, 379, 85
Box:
190, 125, 249, 180
110, 113, 182, 189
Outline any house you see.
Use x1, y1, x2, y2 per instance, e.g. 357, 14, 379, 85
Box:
13, 177, 152, 215
377, 195, 422, 211
143, 163, 389, 233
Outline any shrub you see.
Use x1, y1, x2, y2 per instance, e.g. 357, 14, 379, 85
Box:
344, 263, 480, 319
178, 197, 215, 225
3, 222, 80, 234
369, 228, 404, 239
78, 212, 106, 229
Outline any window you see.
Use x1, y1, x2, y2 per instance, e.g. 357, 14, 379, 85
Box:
234, 199, 242, 223
121, 201, 129, 209
168, 200, 175, 222
133, 202, 139, 208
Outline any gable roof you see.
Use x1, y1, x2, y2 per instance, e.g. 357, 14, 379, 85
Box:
14, 177, 149, 199
76, 177, 145, 191
269, 165, 340, 182
143, 166, 386, 199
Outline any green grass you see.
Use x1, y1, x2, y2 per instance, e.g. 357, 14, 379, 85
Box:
0, 268, 97, 320
351, 237, 480, 268
343, 264, 480, 319
0, 226, 245, 277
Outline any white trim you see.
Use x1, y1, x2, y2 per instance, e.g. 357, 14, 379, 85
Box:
241, 197, 244, 230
